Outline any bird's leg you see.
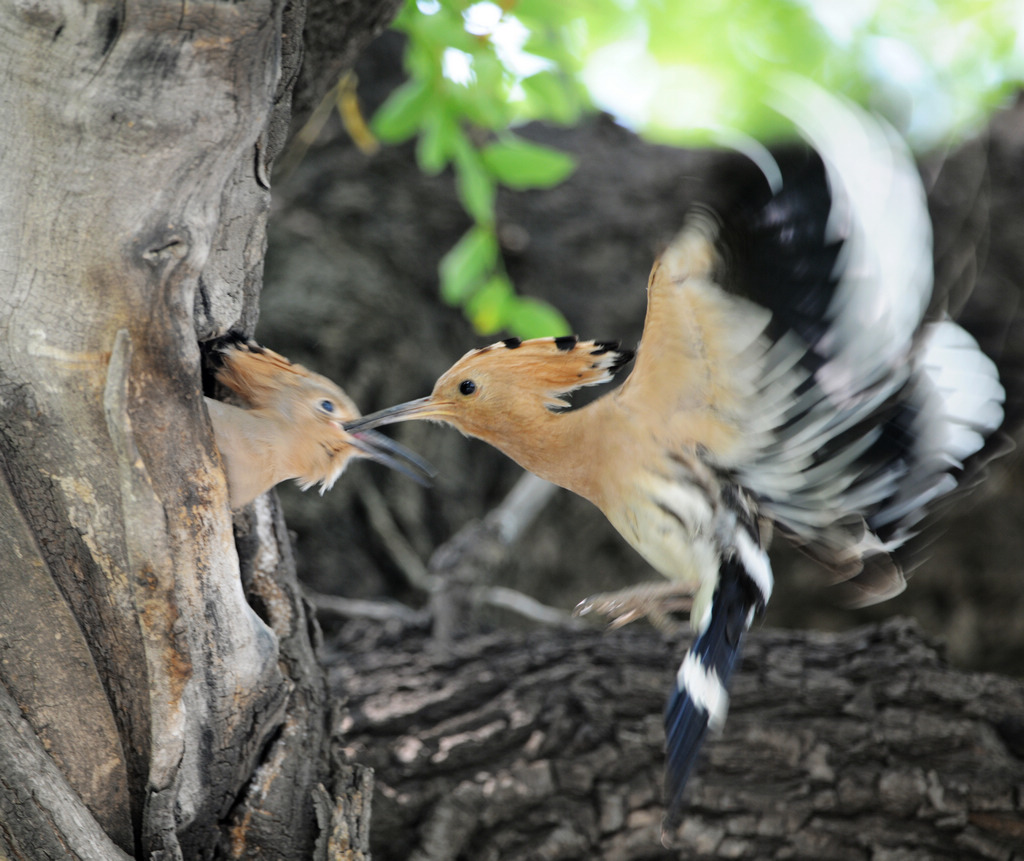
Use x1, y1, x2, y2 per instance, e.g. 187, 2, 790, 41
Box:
574, 582, 693, 633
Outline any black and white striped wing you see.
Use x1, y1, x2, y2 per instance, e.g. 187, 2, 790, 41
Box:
720, 83, 1005, 600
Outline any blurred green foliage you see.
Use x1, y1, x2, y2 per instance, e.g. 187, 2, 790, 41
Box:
372, 0, 1024, 338
372, 0, 585, 338
580, 0, 1023, 148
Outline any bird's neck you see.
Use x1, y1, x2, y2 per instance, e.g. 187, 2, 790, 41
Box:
487, 398, 621, 506
206, 399, 295, 507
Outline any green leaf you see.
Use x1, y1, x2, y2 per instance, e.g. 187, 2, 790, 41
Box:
472, 48, 505, 95
460, 56, 515, 130
416, 105, 457, 174
466, 274, 515, 335
404, 2, 479, 55
372, 79, 433, 143
519, 71, 582, 125
506, 296, 571, 340
512, 0, 579, 26
480, 137, 576, 190
439, 226, 498, 305
451, 137, 496, 224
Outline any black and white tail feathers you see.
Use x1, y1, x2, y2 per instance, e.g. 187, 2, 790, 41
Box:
663, 524, 769, 832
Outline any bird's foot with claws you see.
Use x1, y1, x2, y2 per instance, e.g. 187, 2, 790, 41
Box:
574, 582, 693, 633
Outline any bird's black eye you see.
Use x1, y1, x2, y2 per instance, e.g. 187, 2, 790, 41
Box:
459, 379, 477, 396
319, 399, 335, 413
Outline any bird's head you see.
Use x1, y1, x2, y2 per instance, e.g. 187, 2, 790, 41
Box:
345, 336, 634, 446
210, 337, 357, 419
209, 336, 433, 491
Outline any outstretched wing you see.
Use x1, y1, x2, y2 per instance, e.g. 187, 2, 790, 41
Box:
620, 86, 1004, 602
729, 88, 1003, 599
613, 215, 774, 463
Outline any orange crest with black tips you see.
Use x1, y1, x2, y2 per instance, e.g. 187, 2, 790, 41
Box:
440, 336, 634, 413
210, 336, 359, 420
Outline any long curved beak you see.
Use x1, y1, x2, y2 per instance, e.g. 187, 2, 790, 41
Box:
346, 427, 436, 486
343, 397, 445, 432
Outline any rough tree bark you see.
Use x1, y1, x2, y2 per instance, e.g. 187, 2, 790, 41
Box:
329, 618, 1024, 861
0, 1, 396, 857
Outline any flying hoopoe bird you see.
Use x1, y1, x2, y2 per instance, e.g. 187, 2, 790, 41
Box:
344, 87, 1006, 829
204, 335, 433, 509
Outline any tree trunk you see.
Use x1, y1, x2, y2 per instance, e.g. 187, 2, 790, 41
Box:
0, 2, 395, 856
329, 617, 1024, 861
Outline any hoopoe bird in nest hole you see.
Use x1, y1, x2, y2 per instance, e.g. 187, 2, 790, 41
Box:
204, 334, 433, 509
345, 85, 1007, 831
